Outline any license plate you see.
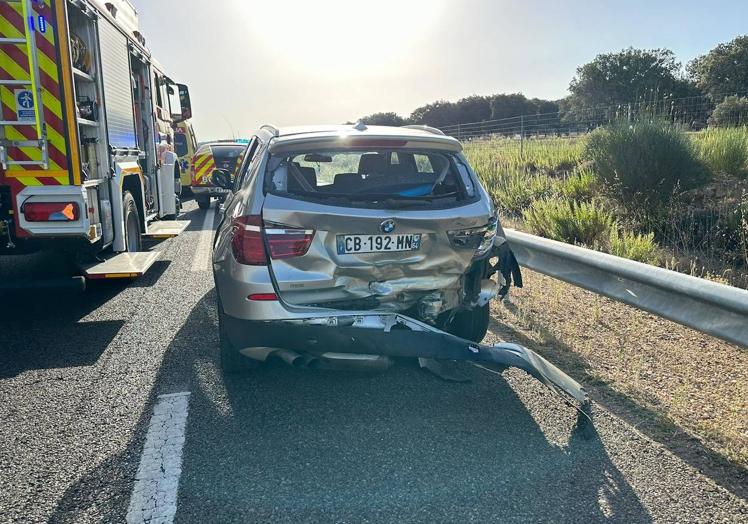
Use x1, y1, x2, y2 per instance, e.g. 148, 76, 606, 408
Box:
336, 234, 421, 254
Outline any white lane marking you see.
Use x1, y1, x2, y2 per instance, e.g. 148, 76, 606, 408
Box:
191, 210, 215, 272
126, 392, 191, 524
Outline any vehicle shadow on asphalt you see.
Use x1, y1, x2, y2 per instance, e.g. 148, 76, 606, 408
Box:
127, 260, 171, 288
47, 290, 651, 523
488, 306, 748, 501
0, 283, 126, 379
181, 204, 221, 232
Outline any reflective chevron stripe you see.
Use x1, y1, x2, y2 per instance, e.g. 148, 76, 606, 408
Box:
0, 0, 71, 186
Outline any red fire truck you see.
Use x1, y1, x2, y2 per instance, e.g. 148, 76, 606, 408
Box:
1, 0, 192, 285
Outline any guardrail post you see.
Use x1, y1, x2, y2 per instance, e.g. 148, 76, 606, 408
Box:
520, 115, 525, 157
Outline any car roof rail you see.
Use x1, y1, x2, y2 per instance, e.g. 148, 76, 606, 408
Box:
260, 124, 279, 137
401, 124, 446, 136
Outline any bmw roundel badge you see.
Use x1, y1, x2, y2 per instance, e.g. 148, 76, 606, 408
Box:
380, 219, 396, 233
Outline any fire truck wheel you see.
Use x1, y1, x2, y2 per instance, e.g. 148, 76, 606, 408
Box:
197, 197, 211, 210
123, 191, 142, 252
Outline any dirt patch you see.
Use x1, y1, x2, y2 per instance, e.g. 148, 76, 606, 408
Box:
487, 269, 748, 496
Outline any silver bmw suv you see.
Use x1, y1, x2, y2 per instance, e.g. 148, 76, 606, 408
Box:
211, 123, 523, 372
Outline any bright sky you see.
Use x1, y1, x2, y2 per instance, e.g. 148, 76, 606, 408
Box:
130, 0, 748, 140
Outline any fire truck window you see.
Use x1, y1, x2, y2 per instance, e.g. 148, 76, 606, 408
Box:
154, 73, 163, 108
168, 84, 182, 117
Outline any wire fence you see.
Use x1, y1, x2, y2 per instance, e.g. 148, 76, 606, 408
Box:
439, 91, 748, 144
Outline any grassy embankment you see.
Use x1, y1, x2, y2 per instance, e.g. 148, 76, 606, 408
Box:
465, 127, 748, 470
465, 126, 748, 280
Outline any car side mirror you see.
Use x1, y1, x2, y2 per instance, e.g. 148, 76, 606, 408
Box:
211, 169, 233, 190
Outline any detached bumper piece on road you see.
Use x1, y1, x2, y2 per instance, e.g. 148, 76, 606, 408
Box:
226, 313, 591, 429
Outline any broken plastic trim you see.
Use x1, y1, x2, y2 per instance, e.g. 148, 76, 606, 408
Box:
280, 313, 589, 409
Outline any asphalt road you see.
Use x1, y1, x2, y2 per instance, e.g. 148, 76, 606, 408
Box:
0, 201, 746, 523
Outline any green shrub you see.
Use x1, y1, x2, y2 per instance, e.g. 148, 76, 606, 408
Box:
609, 229, 661, 264
584, 121, 708, 210
486, 169, 554, 216
557, 166, 597, 201
523, 197, 615, 246
693, 127, 748, 179
707, 96, 748, 128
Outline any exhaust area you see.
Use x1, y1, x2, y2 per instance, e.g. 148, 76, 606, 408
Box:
239, 346, 393, 371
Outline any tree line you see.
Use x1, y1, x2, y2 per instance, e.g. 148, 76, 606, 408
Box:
357, 35, 748, 129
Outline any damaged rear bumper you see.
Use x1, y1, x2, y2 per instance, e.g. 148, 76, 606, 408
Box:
223, 312, 588, 408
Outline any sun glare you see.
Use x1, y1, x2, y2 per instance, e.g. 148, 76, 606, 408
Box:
241, 0, 447, 73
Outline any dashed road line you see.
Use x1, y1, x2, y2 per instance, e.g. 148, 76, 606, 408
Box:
126, 392, 191, 524
190, 210, 215, 272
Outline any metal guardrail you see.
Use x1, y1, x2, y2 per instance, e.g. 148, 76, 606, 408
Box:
504, 229, 748, 349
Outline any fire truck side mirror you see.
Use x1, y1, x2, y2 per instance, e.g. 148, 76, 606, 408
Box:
176, 83, 192, 122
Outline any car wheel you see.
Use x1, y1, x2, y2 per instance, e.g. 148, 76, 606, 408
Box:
197, 197, 211, 210
123, 191, 142, 252
218, 303, 259, 373
448, 303, 490, 343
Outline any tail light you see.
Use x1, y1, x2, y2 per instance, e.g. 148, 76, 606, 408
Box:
264, 227, 314, 259
231, 216, 315, 265
22, 202, 80, 222
231, 215, 266, 265
448, 216, 497, 257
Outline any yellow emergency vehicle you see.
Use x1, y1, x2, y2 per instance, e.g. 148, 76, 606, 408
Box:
190, 140, 247, 210
174, 120, 196, 194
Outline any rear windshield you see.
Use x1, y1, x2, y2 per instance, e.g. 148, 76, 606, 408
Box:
206, 144, 246, 173
174, 133, 188, 157
209, 145, 246, 162
265, 150, 476, 208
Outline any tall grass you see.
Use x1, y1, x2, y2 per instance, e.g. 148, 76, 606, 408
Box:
462, 126, 747, 278
692, 127, 748, 179
609, 229, 661, 264
523, 198, 615, 246
482, 168, 555, 216
557, 166, 597, 201
464, 136, 585, 175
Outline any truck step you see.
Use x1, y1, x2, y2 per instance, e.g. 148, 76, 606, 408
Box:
83, 252, 160, 280
143, 220, 189, 239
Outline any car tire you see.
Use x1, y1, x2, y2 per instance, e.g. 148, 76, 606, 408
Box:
218, 303, 259, 373
197, 197, 211, 210
122, 191, 142, 253
448, 303, 490, 343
